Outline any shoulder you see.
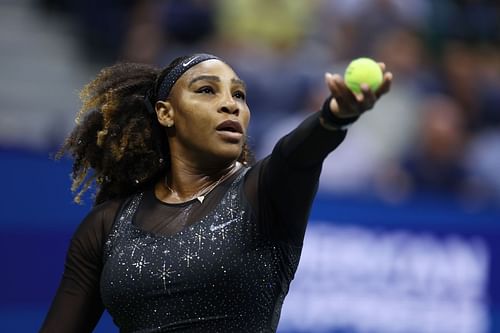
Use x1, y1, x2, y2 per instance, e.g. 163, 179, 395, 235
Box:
70, 198, 126, 253
244, 158, 269, 182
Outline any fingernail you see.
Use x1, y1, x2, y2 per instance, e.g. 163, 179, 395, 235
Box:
332, 74, 342, 82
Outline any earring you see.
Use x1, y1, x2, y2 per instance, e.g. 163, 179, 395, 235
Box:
167, 122, 174, 128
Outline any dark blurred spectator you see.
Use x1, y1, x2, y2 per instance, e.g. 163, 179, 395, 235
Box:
39, 0, 138, 62
72, 0, 137, 62
426, 42, 500, 133
162, 0, 216, 45
439, 43, 483, 131
465, 129, 500, 205
426, 0, 500, 52
121, 1, 164, 64
315, 0, 429, 61
392, 95, 470, 197
475, 47, 500, 128
122, 1, 217, 64
372, 28, 432, 87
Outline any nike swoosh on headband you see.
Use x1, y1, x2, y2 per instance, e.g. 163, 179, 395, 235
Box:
182, 56, 199, 67
156, 53, 220, 101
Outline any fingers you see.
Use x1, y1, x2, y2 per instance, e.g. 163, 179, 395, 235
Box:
325, 72, 359, 114
360, 84, 376, 110
375, 62, 392, 98
325, 68, 393, 116
375, 72, 393, 99
333, 76, 359, 113
325, 72, 345, 114
324, 72, 336, 93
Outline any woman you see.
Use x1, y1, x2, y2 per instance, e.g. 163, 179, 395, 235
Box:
41, 53, 392, 332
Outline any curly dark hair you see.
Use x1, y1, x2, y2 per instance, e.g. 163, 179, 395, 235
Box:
58, 56, 253, 205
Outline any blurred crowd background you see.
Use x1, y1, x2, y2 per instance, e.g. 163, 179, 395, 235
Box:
2, 0, 500, 209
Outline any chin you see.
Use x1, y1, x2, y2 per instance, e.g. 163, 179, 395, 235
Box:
215, 146, 243, 164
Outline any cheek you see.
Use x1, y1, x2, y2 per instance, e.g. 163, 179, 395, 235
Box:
184, 115, 213, 138
241, 107, 251, 132
176, 101, 211, 130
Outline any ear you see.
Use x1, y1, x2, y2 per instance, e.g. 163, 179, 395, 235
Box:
155, 101, 175, 128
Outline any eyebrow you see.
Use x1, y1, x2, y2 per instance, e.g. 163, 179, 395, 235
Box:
231, 78, 246, 90
188, 75, 246, 89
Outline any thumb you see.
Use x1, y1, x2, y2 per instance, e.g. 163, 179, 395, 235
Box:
329, 96, 340, 114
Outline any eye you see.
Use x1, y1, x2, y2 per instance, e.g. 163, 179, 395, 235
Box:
233, 90, 246, 100
197, 86, 214, 94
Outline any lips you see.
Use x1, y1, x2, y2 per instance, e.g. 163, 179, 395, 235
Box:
216, 120, 243, 134
215, 120, 244, 143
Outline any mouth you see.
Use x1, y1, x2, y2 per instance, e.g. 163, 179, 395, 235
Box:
216, 120, 244, 143
216, 120, 243, 134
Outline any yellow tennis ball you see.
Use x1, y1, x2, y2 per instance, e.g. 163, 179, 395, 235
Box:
344, 57, 383, 94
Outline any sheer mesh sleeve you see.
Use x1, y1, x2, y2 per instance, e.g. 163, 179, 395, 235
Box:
245, 109, 348, 246
40, 199, 123, 333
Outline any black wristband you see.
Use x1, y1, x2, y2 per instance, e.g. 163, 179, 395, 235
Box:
320, 96, 359, 130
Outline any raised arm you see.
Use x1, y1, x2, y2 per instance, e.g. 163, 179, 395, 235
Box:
246, 64, 392, 245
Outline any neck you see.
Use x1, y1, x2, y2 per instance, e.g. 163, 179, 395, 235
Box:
156, 158, 240, 204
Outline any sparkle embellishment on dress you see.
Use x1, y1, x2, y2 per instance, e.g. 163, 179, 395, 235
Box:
194, 230, 208, 250
129, 239, 142, 258
132, 255, 150, 274
182, 248, 195, 268
156, 263, 176, 291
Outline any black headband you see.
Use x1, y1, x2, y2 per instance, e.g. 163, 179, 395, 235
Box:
156, 53, 220, 101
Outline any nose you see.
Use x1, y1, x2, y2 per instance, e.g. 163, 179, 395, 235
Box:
219, 96, 239, 116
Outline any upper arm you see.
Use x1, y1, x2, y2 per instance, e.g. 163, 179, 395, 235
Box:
40, 199, 122, 333
245, 111, 347, 245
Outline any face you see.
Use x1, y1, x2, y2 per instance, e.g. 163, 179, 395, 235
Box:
156, 59, 250, 168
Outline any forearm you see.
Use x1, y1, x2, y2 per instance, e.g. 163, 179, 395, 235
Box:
40, 278, 104, 333
275, 98, 357, 169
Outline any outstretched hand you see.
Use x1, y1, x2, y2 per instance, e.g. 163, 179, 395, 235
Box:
324, 63, 393, 118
